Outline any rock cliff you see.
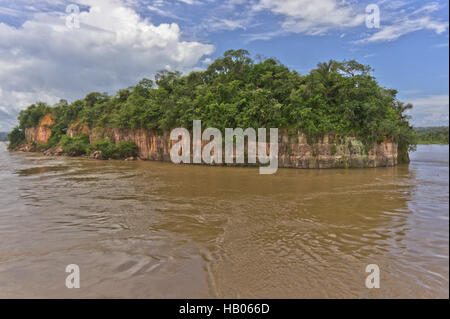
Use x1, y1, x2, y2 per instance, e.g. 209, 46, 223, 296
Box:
24, 113, 54, 144
61, 123, 398, 168
24, 118, 398, 168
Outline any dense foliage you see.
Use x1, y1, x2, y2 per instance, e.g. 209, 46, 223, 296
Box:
6, 127, 25, 149
17, 102, 51, 129
60, 134, 91, 156
91, 140, 138, 159
415, 126, 449, 144
8, 49, 417, 160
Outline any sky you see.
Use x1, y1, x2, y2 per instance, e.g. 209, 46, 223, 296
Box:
0, 0, 448, 131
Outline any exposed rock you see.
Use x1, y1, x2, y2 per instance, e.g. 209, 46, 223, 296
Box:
43, 146, 63, 156
25, 114, 54, 144
91, 150, 102, 159
15, 143, 36, 152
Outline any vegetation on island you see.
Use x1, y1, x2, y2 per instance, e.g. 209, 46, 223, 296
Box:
8, 49, 417, 161
57, 133, 138, 159
414, 126, 449, 144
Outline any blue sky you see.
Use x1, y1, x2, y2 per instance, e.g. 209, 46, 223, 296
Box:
0, 0, 448, 131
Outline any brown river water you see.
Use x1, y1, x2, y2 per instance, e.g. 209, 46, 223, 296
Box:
0, 142, 448, 298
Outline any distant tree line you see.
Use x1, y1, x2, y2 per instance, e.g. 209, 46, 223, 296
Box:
8, 49, 417, 160
415, 126, 449, 144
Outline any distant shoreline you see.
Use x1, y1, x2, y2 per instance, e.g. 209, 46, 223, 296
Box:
414, 126, 449, 145
417, 142, 449, 145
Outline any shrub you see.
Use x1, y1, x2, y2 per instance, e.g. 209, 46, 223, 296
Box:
91, 140, 138, 159
91, 139, 117, 159
61, 134, 90, 156
46, 123, 66, 148
116, 141, 138, 158
7, 126, 25, 150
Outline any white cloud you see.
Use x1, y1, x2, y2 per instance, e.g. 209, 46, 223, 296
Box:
177, 0, 199, 5
358, 2, 448, 43
359, 18, 447, 43
0, 6, 23, 16
407, 94, 449, 126
208, 18, 247, 31
147, 5, 186, 20
253, 0, 365, 35
0, 0, 214, 130
201, 57, 212, 65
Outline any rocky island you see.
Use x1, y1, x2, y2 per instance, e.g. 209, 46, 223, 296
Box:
8, 50, 416, 168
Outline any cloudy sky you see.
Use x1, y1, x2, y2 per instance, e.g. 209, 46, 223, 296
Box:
0, 0, 448, 131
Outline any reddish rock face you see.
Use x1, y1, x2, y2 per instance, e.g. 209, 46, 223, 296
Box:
25, 113, 54, 144
64, 124, 398, 168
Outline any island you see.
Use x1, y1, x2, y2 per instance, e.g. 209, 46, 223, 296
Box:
7, 50, 417, 168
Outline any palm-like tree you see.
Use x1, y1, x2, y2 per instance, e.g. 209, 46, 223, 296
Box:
313, 60, 339, 101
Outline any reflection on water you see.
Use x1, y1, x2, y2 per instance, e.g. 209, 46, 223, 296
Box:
0, 143, 448, 298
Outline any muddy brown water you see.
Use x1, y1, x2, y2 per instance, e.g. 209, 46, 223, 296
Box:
0, 142, 448, 298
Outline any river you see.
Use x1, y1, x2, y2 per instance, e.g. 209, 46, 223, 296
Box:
0, 142, 448, 298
